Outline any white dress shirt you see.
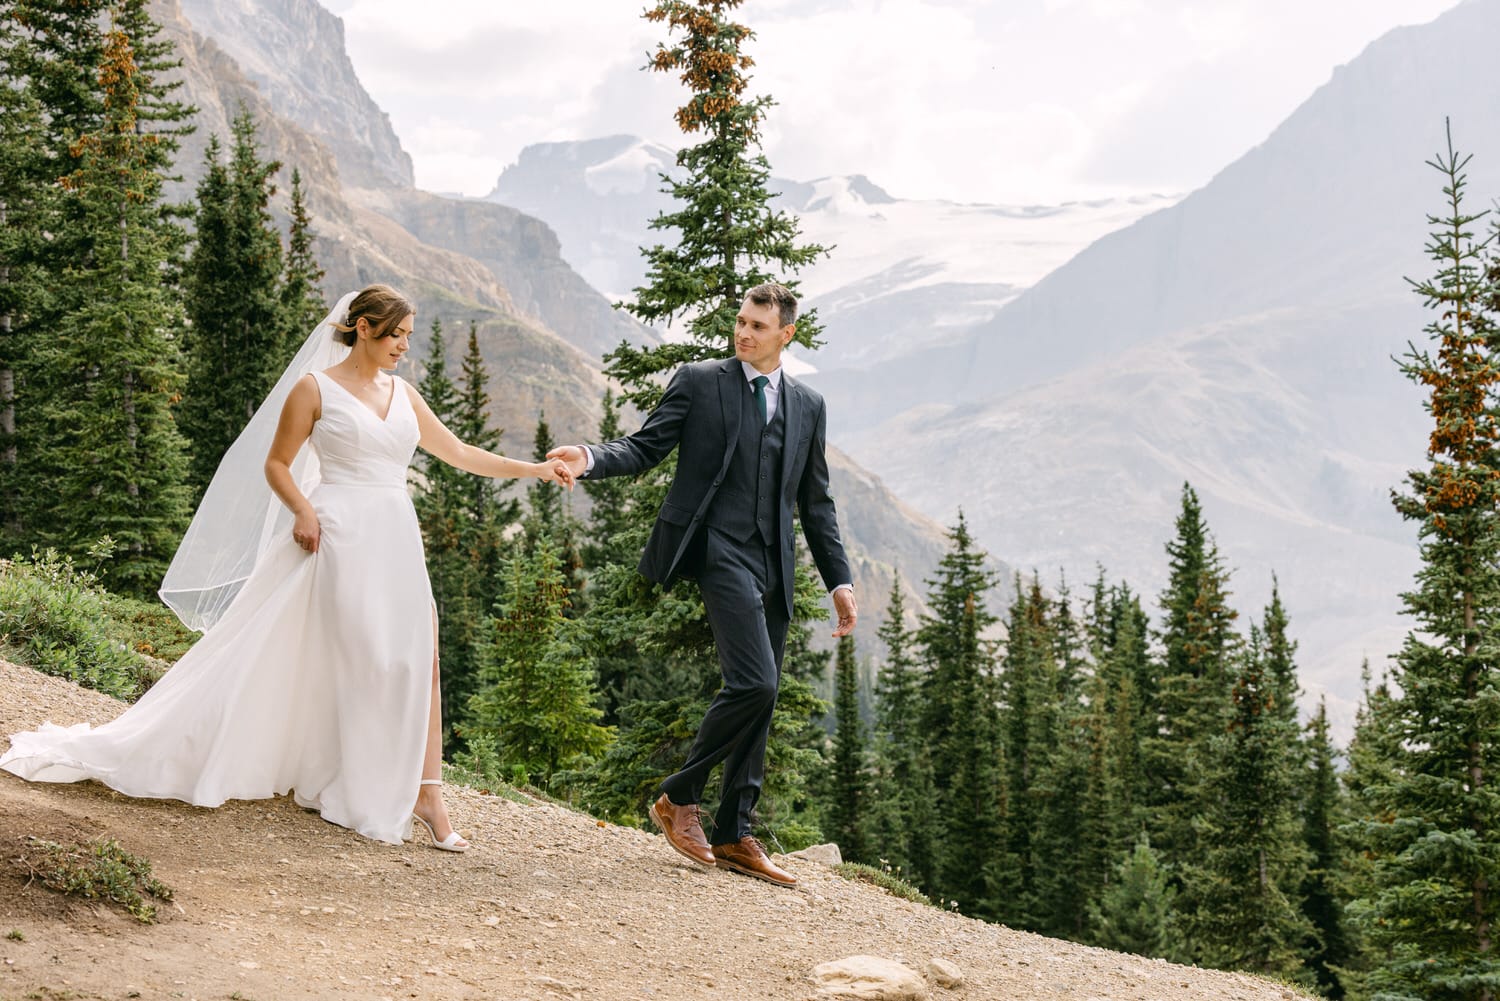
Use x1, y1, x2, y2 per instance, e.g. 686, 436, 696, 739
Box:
742, 361, 783, 422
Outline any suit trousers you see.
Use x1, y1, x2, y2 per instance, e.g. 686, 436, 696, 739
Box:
658, 526, 790, 841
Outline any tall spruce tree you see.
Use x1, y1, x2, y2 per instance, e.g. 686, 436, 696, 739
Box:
278, 167, 325, 361
411, 319, 475, 739
1145, 483, 1239, 868
610, 0, 828, 403
869, 573, 938, 889
181, 109, 286, 498
1180, 593, 1312, 978
1352, 126, 1500, 1001
826, 633, 870, 862
1340, 662, 1399, 998
1301, 698, 1354, 1000
412, 320, 517, 749
917, 513, 1008, 917
32, 17, 192, 594
453, 320, 515, 606
0, 11, 50, 543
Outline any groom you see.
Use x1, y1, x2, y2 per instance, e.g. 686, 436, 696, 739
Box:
550, 282, 856, 888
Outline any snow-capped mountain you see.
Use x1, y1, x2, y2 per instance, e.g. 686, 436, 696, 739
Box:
484, 137, 1177, 366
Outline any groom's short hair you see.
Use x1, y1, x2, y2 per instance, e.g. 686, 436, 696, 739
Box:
746, 282, 798, 328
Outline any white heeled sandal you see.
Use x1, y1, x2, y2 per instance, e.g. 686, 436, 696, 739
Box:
411, 779, 469, 853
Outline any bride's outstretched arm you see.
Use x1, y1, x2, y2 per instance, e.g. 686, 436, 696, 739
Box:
265, 374, 324, 552
405, 382, 575, 489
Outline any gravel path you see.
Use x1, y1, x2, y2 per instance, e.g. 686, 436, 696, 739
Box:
0, 659, 1313, 1000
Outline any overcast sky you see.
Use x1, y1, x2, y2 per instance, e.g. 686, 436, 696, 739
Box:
322, 0, 1462, 205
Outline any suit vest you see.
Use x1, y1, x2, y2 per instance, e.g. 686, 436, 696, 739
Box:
704, 376, 786, 546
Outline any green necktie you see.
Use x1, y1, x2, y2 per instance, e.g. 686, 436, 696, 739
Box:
751, 375, 769, 424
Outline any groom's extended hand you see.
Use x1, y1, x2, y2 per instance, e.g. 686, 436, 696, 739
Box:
546, 445, 589, 481
832, 587, 858, 637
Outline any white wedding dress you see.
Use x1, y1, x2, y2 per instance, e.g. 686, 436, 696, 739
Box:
0, 371, 434, 845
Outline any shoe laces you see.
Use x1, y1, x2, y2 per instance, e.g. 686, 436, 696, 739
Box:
678, 803, 706, 832
741, 835, 768, 857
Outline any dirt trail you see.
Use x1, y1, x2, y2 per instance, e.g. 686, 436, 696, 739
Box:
0, 660, 1311, 1001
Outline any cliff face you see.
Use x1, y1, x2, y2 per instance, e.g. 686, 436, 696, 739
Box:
178, 0, 414, 191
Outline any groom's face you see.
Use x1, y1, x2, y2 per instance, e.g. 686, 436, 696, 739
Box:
734, 299, 793, 374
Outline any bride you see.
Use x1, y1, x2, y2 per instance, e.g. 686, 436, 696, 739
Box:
0, 284, 573, 851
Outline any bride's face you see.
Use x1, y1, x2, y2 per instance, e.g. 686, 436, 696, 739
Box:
359, 312, 415, 371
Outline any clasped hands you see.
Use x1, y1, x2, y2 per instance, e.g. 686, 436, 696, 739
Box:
536, 455, 576, 490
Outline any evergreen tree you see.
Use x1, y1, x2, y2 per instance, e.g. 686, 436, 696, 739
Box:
411, 319, 474, 738
0, 11, 51, 542
7, 0, 193, 575
917, 513, 1007, 917
826, 633, 870, 862
1088, 838, 1183, 961
453, 320, 515, 607
181, 109, 285, 498
610, 0, 828, 406
526, 410, 561, 532
1302, 699, 1354, 1000
1145, 483, 1239, 868
580, 388, 637, 573
1084, 580, 1152, 872
279, 167, 325, 360
1352, 126, 1500, 1001
467, 538, 612, 788
868, 572, 938, 889
31, 19, 192, 595
580, 387, 655, 723
1339, 662, 1399, 997
1180, 591, 1312, 979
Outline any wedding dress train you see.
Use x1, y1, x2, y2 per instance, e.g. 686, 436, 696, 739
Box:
0, 371, 434, 845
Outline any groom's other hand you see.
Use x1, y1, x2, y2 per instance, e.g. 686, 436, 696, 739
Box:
547, 445, 589, 480
832, 586, 858, 637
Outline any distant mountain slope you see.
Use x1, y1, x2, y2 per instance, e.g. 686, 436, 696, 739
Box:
484, 136, 1176, 368
815, 0, 1500, 729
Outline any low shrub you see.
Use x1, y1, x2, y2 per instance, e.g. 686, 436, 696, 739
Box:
0, 547, 146, 700
833, 861, 934, 906
17, 836, 173, 923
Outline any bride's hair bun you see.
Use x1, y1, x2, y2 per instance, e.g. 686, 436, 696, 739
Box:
330, 284, 415, 346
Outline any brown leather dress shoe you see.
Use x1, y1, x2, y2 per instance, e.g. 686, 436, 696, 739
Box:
711, 836, 797, 887
649, 793, 715, 866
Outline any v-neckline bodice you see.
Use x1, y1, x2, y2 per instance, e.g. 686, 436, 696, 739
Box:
319, 370, 398, 424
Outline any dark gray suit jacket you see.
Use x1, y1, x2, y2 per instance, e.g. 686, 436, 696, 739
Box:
583, 357, 851, 618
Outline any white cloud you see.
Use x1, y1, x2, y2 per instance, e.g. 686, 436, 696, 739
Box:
322, 0, 1463, 202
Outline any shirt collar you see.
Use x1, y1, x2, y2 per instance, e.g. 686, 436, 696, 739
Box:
740, 360, 783, 389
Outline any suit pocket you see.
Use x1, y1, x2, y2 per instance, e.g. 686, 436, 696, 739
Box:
658, 500, 694, 526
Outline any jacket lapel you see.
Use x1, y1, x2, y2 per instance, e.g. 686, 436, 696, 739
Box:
779, 372, 802, 494
717, 358, 743, 473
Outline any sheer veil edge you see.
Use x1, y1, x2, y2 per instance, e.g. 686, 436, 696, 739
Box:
158, 291, 358, 632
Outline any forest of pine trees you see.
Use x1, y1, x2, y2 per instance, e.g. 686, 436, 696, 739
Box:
5, 3, 1500, 997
